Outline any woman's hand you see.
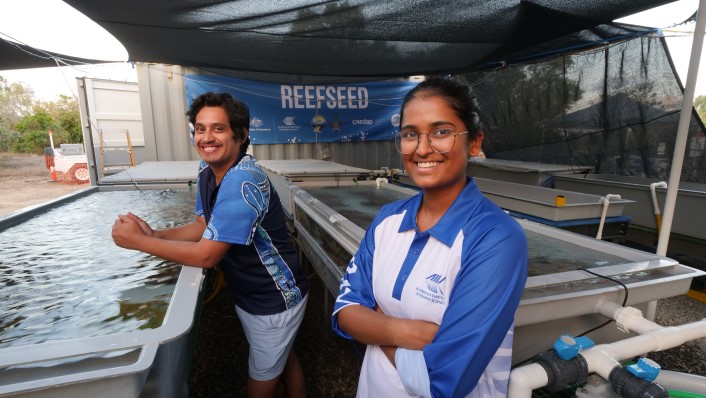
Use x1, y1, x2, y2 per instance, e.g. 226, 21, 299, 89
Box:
376, 305, 438, 350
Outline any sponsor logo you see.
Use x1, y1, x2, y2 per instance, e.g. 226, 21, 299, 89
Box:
283, 116, 296, 126
312, 114, 326, 133
352, 119, 373, 125
391, 114, 400, 127
251, 117, 264, 128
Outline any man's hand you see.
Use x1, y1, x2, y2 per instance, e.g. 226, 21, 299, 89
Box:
120, 212, 155, 237
112, 213, 148, 250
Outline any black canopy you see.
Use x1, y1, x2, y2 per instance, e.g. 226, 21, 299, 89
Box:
2, 0, 676, 79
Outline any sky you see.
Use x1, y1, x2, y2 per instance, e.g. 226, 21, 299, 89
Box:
0, 0, 704, 101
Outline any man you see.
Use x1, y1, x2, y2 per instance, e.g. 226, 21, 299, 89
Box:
112, 92, 309, 398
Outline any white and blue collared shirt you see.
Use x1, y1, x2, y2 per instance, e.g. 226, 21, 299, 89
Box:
332, 178, 528, 398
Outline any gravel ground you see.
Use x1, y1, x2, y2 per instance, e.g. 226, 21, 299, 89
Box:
189, 271, 361, 398
188, 273, 706, 398
650, 294, 706, 377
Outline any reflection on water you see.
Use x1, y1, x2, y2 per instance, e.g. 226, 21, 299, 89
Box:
526, 230, 628, 276
0, 189, 196, 348
302, 185, 631, 276
304, 185, 414, 229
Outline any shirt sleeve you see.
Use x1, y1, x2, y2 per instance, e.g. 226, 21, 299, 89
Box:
205, 169, 267, 245
396, 348, 431, 397
423, 217, 528, 397
331, 214, 379, 339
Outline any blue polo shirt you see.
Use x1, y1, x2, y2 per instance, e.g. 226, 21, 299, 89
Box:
195, 155, 308, 315
332, 178, 528, 397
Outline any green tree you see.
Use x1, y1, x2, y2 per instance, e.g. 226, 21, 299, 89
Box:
44, 95, 82, 143
694, 95, 706, 123
0, 76, 35, 129
12, 108, 56, 153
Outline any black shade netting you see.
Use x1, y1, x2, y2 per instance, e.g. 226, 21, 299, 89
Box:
461, 35, 706, 183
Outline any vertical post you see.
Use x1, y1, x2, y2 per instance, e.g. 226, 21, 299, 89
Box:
649, 0, 706, 321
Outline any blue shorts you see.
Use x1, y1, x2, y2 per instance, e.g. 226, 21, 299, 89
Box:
235, 294, 308, 381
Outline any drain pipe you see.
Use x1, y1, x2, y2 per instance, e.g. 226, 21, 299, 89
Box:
650, 182, 668, 233
375, 177, 387, 188
596, 194, 621, 240
509, 303, 706, 397
595, 300, 661, 334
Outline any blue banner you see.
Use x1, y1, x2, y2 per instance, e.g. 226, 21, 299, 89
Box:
185, 74, 417, 144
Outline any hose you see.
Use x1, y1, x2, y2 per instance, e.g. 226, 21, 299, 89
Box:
670, 391, 706, 398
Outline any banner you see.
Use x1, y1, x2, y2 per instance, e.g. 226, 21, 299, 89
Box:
185, 75, 417, 144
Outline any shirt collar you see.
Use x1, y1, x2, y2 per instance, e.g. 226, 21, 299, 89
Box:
399, 177, 483, 247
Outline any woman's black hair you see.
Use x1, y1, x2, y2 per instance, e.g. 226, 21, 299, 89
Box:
400, 77, 483, 141
186, 92, 251, 154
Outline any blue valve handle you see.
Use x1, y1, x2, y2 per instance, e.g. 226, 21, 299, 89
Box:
627, 358, 661, 382
553, 335, 595, 360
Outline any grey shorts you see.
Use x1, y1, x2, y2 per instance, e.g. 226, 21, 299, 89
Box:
235, 294, 308, 381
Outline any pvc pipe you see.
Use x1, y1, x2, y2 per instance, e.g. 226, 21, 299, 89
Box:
509, 319, 706, 396
507, 363, 550, 398
596, 194, 621, 240
657, 0, 706, 256
595, 300, 662, 334
656, 370, 706, 395
650, 181, 668, 232
375, 177, 387, 188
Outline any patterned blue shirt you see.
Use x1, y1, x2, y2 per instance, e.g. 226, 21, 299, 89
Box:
195, 155, 308, 315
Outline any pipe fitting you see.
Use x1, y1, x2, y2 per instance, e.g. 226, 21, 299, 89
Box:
609, 366, 669, 398
532, 350, 589, 392
375, 177, 387, 188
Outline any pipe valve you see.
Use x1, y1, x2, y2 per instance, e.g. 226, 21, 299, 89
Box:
553, 335, 595, 360
626, 358, 661, 383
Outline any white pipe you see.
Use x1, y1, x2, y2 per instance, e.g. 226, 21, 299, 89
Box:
657, 0, 706, 256
655, 369, 706, 395
582, 319, 706, 377
508, 318, 706, 397
596, 194, 620, 240
649, 181, 668, 218
595, 300, 662, 334
508, 363, 550, 398
375, 177, 387, 188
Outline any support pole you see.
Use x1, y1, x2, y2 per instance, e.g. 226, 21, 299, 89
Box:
657, 0, 706, 256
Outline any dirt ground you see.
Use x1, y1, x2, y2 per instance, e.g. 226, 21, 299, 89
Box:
0, 152, 90, 218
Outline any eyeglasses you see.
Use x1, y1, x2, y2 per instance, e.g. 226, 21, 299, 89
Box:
394, 129, 468, 154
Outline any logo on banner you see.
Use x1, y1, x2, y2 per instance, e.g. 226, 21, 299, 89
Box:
250, 116, 271, 132
312, 114, 326, 133
278, 116, 300, 132
391, 114, 401, 127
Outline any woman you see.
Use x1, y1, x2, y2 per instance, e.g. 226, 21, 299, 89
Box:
332, 77, 528, 397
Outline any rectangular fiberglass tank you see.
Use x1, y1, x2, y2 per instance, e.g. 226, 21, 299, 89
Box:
0, 186, 203, 398
267, 172, 703, 362
554, 173, 706, 241
472, 177, 634, 221
466, 158, 593, 186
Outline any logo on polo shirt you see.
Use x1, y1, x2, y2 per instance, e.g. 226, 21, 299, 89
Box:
415, 273, 447, 305
426, 274, 446, 294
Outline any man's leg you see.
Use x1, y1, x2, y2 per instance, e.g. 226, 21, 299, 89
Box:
246, 376, 279, 398
281, 348, 306, 398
